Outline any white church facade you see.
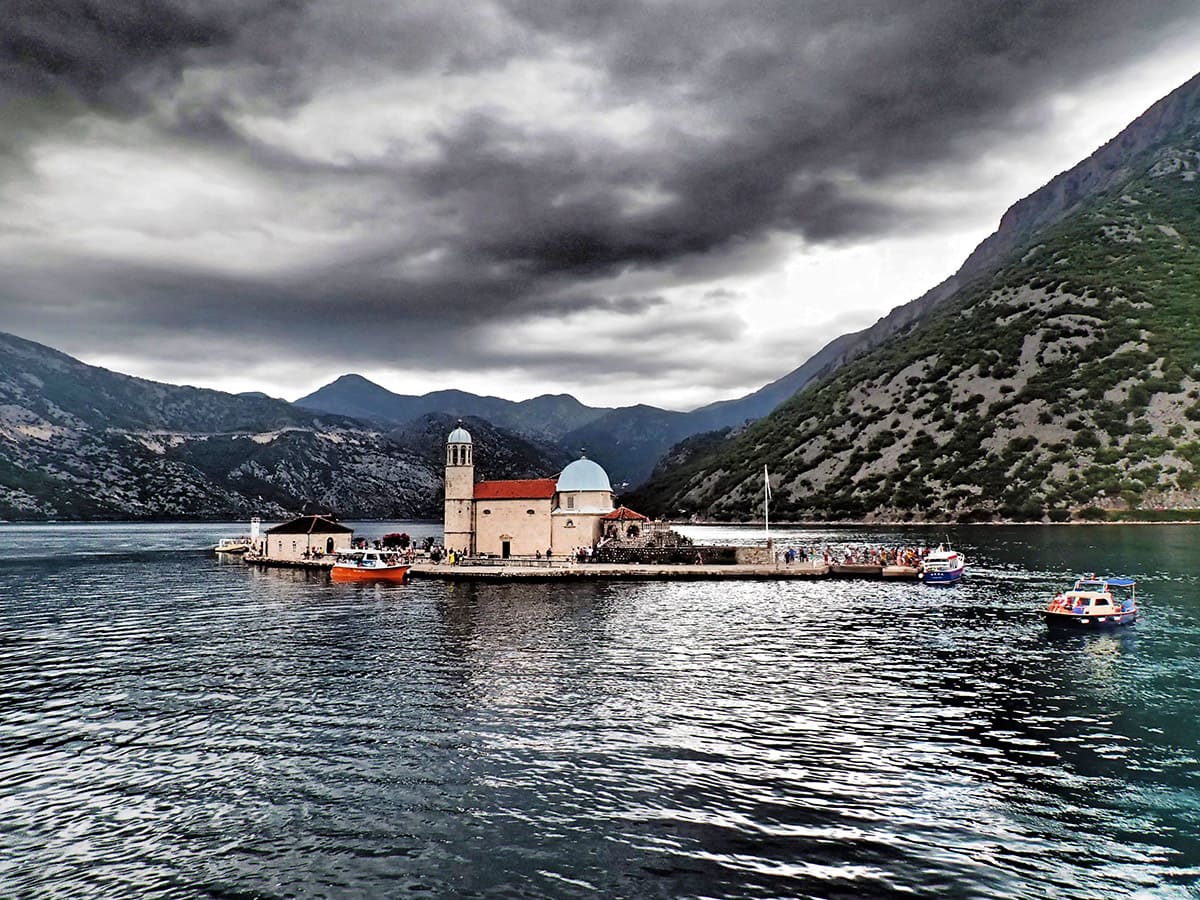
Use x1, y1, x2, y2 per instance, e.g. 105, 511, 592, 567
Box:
442, 423, 633, 558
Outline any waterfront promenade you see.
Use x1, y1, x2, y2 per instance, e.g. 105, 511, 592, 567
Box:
243, 557, 922, 581
408, 561, 834, 581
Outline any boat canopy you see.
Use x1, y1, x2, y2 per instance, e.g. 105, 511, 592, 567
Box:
1104, 577, 1137, 587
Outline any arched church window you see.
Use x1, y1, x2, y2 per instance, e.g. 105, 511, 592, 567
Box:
565, 519, 575, 528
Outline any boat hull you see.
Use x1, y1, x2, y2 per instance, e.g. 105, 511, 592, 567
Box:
331, 565, 410, 583
1042, 610, 1136, 629
921, 566, 965, 585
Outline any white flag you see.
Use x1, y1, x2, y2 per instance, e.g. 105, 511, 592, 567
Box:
764, 464, 772, 500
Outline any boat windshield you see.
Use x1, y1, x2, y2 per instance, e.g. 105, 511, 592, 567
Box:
1073, 580, 1107, 592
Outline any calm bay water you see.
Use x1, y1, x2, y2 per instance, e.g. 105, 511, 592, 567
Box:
2, 522, 1199, 898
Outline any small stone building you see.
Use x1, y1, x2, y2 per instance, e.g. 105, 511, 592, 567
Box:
601, 506, 649, 540
264, 514, 354, 561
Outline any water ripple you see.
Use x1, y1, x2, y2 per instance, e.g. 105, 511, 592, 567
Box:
1, 523, 1199, 897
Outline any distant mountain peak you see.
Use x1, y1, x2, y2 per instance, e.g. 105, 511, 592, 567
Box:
329, 373, 380, 386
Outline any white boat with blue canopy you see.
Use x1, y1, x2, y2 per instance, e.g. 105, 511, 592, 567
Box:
1043, 575, 1137, 629
920, 544, 966, 584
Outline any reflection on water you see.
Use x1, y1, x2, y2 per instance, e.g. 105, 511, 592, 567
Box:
1, 522, 1199, 897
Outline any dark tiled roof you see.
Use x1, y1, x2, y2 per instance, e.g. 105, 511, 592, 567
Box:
474, 478, 557, 500
265, 514, 354, 535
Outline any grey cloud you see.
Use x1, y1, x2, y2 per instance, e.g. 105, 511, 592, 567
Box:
1, 1, 1198, 404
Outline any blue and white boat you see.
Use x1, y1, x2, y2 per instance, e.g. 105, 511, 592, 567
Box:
920, 544, 965, 584
1043, 575, 1137, 629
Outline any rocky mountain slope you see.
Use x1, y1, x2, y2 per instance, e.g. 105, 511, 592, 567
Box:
386, 413, 575, 481
695, 75, 1200, 430
629, 71, 1200, 523
296, 375, 672, 486
0, 333, 560, 520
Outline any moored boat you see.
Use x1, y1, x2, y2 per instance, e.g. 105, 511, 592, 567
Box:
214, 519, 261, 555
330, 549, 411, 583
1043, 575, 1137, 629
920, 544, 965, 584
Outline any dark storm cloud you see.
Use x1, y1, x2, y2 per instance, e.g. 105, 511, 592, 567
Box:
1, 1, 1198, 397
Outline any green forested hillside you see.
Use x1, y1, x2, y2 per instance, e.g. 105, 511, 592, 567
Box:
630, 136, 1200, 522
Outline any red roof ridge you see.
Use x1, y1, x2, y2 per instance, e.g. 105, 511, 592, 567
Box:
474, 478, 557, 500
601, 505, 648, 521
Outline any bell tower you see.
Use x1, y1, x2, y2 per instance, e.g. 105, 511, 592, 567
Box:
443, 421, 475, 553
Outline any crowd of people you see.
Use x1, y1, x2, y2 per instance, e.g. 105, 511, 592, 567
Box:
427, 545, 601, 564
303, 545, 418, 563
778, 545, 932, 567
333, 538, 937, 569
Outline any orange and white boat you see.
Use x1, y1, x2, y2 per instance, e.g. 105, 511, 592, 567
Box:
1043, 575, 1137, 629
330, 550, 411, 583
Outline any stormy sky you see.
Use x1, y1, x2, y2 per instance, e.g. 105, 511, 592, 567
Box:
2, 2, 1199, 409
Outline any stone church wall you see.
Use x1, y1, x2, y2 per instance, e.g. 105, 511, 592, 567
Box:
474, 498, 553, 556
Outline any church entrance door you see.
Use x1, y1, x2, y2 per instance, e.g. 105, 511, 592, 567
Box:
501, 541, 511, 559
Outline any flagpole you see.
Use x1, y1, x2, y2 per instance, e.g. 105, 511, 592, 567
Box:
764, 464, 770, 544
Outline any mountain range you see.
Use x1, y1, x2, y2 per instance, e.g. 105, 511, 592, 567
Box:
4, 71, 1199, 523
294, 368, 798, 488
293, 75, 1200, 497
0, 333, 566, 520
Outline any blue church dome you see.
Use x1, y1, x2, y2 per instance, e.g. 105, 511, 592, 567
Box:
448, 425, 472, 444
556, 456, 612, 493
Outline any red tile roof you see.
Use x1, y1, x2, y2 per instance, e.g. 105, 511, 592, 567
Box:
474, 478, 557, 500
601, 506, 648, 521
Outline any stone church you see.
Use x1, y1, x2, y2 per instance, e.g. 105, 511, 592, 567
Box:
442, 423, 637, 558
